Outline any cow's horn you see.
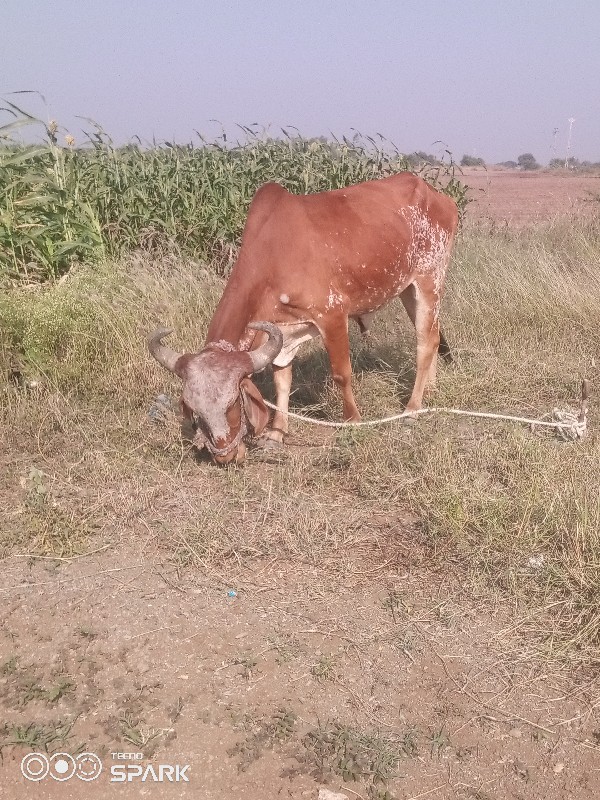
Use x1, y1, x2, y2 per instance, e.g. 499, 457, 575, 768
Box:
148, 328, 182, 373
247, 322, 283, 373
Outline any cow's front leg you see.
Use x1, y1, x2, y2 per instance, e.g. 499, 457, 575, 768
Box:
322, 314, 361, 422
263, 364, 293, 444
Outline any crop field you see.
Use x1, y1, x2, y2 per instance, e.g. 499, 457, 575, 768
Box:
1, 117, 600, 799
464, 166, 600, 226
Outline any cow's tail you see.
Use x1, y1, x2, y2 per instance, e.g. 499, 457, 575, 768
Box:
438, 329, 453, 364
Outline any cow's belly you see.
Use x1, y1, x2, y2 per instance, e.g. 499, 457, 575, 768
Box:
346, 271, 414, 317
272, 321, 320, 368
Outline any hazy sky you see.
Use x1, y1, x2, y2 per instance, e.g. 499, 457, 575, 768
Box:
3, 1, 599, 163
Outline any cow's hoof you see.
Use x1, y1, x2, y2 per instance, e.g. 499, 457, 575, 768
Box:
256, 434, 284, 451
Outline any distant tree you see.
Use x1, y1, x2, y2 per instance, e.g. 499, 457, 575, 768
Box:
405, 151, 438, 168
517, 153, 540, 171
460, 154, 485, 167
498, 160, 518, 169
548, 156, 583, 170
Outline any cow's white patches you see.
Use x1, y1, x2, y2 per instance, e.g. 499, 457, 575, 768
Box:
272, 322, 320, 367
326, 286, 344, 310
401, 206, 451, 319
279, 293, 290, 305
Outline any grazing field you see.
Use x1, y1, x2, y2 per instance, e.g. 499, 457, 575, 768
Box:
1, 132, 600, 798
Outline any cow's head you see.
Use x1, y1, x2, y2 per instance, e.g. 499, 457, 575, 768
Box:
148, 322, 283, 465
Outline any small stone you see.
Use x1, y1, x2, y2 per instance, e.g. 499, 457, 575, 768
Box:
553, 762, 565, 774
318, 790, 349, 800
509, 728, 523, 738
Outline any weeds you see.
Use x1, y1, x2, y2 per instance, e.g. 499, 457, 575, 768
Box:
303, 720, 410, 796
0, 720, 75, 752
310, 655, 338, 682
228, 708, 297, 771
118, 712, 164, 748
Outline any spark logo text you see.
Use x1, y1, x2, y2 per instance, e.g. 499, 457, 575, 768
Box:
110, 764, 190, 782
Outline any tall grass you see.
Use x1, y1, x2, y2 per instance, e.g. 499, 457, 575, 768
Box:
0, 104, 469, 282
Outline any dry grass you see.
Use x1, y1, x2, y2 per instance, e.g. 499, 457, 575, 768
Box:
1, 215, 600, 663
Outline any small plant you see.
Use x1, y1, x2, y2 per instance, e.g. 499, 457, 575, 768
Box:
303, 721, 408, 796
310, 655, 338, 682
19, 678, 74, 706
269, 635, 302, 664
228, 708, 297, 771
429, 725, 451, 758
21, 467, 49, 511
232, 654, 259, 680
1, 719, 75, 752
76, 626, 98, 640
118, 712, 163, 748
382, 590, 407, 623
1, 655, 19, 675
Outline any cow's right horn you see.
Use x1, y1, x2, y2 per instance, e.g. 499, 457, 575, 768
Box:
247, 322, 283, 373
148, 328, 182, 374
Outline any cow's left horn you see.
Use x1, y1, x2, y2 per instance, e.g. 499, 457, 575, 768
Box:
247, 322, 283, 373
148, 328, 182, 374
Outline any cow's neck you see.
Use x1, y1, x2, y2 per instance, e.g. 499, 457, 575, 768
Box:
205, 273, 254, 348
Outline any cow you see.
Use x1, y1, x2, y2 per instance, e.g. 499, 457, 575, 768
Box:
148, 172, 459, 465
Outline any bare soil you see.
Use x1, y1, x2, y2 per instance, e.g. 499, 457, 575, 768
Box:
1, 532, 599, 799
462, 168, 600, 225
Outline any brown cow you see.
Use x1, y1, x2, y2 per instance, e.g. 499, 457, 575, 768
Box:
149, 172, 459, 464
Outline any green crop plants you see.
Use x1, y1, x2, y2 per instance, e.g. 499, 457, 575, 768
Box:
1, 101, 469, 283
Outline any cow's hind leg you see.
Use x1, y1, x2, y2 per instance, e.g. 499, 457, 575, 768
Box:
321, 314, 361, 422
400, 279, 441, 413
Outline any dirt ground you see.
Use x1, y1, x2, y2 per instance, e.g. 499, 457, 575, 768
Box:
2, 538, 599, 800
2, 171, 600, 799
462, 167, 600, 226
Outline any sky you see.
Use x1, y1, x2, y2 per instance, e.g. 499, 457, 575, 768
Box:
2, 0, 599, 164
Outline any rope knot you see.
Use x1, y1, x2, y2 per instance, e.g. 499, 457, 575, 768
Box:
535, 408, 587, 441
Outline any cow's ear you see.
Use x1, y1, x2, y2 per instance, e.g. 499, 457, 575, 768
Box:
239, 377, 270, 436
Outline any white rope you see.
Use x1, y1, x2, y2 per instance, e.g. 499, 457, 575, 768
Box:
263, 400, 587, 440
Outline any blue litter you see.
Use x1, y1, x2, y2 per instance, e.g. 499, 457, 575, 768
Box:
148, 393, 173, 423
227, 590, 237, 598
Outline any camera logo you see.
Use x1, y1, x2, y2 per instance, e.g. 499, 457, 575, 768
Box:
21, 752, 103, 782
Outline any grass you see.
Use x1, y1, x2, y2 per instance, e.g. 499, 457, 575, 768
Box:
1, 207, 600, 665
0, 720, 76, 753
229, 707, 434, 799
303, 720, 406, 793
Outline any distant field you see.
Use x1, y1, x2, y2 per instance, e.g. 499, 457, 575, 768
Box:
463, 167, 600, 225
